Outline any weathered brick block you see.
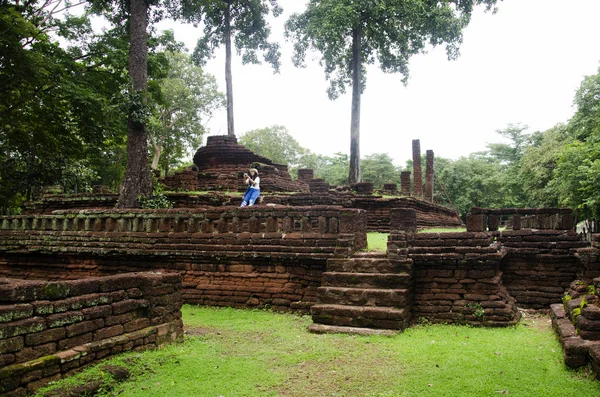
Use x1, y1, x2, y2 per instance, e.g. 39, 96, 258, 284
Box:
58, 332, 93, 350
0, 336, 24, 354
0, 317, 46, 339
25, 328, 66, 347
47, 312, 84, 328
94, 325, 124, 341
66, 318, 105, 337
111, 299, 147, 315
15, 342, 56, 363
123, 318, 150, 333
81, 305, 112, 320
0, 304, 33, 323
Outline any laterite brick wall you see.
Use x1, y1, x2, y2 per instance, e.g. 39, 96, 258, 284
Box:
0, 272, 183, 395
0, 207, 367, 312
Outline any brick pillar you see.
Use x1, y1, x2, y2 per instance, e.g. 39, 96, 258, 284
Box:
297, 169, 314, 182
400, 171, 411, 196
390, 208, 417, 233
425, 150, 434, 202
412, 139, 422, 197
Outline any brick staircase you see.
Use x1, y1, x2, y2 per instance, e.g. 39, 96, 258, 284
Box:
308, 233, 413, 334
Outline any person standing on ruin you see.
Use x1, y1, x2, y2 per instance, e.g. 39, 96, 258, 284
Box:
240, 168, 260, 206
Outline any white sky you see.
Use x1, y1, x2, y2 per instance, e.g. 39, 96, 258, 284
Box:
157, 0, 600, 166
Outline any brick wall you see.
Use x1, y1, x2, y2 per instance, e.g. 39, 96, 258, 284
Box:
22, 193, 461, 232
0, 207, 367, 312
409, 232, 520, 326
0, 272, 183, 395
497, 230, 588, 309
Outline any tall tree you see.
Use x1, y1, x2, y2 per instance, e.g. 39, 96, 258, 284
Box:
149, 49, 224, 176
285, 0, 499, 184
179, 0, 282, 137
115, 0, 154, 207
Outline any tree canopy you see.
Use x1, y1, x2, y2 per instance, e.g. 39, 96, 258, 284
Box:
180, 0, 282, 137
285, 0, 499, 184
148, 48, 224, 176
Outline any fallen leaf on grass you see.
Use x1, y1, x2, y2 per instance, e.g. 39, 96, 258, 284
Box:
495, 390, 509, 394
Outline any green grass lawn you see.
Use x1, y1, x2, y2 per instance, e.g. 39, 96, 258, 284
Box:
366, 232, 389, 252
36, 306, 600, 397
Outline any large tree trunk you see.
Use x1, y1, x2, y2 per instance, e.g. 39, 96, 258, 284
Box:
348, 25, 362, 185
117, 0, 153, 208
224, 2, 235, 137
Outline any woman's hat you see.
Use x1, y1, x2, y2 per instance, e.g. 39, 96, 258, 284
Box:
249, 168, 258, 174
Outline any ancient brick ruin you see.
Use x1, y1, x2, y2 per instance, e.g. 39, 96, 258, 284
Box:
3, 135, 600, 389
0, 273, 182, 395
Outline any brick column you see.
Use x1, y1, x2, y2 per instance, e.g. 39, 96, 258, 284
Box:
400, 171, 411, 196
297, 169, 314, 182
425, 150, 434, 202
412, 139, 422, 197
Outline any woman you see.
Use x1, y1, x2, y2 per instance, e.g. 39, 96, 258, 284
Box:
240, 168, 260, 207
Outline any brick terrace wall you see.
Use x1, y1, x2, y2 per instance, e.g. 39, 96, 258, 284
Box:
23, 195, 119, 215
466, 207, 573, 232
0, 207, 367, 312
21, 191, 461, 232
264, 195, 461, 231
497, 230, 588, 309
409, 232, 520, 326
0, 272, 183, 395
408, 230, 590, 321
161, 169, 200, 191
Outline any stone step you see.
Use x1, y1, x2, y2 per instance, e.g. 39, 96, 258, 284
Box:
307, 323, 400, 336
327, 257, 412, 273
311, 304, 408, 330
351, 251, 388, 259
317, 286, 410, 307
322, 272, 411, 289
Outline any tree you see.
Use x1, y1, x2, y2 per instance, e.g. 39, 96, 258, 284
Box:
314, 153, 349, 186
285, 0, 499, 185
434, 154, 507, 217
486, 124, 531, 207
519, 125, 570, 207
180, 0, 282, 137
360, 153, 400, 189
551, 66, 600, 219
239, 125, 306, 167
114, 0, 154, 207
148, 49, 224, 176
0, 1, 128, 211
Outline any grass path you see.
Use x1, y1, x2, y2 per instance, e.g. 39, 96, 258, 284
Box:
37, 306, 600, 397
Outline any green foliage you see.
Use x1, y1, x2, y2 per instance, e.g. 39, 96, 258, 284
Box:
285, 0, 500, 100
360, 153, 401, 189
138, 180, 173, 209
520, 125, 571, 207
313, 153, 349, 186
239, 125, 307, 169
61, 160, 100, 194
587, 285, 596, 295
148, 46, 225, 176
466, 302, 485, 321
180, 0, 282, 71
0, 1, 128, 212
